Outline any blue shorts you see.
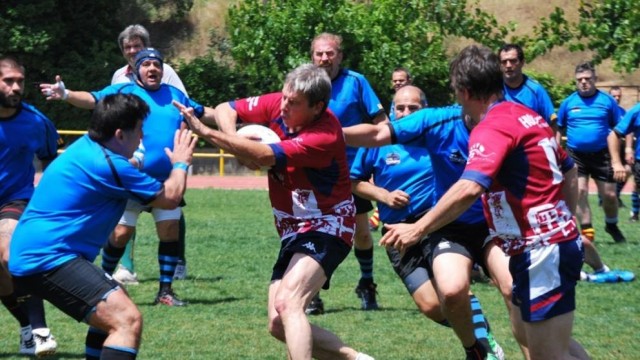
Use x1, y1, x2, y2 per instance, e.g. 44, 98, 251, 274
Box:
509, 237, 584, 322
271, 231, 351, 290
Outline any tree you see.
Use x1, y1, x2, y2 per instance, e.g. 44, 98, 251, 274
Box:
214, 0, 514, 107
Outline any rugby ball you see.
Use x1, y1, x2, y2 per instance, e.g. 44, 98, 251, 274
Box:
237, 124, 281, 144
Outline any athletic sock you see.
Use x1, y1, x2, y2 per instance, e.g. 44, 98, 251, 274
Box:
101, 346, 137, 360
158, 241, 179, 289
178, 214, 187, 263
354, 247, 374, 284
120, 232, 136, 273
85, 326, 108, 360
605, 217, 619, 225
23, 296, 47, 329
101, 241, 126, 275
632, 191, 639, 215
580, 223, 595, 241
1, 293, 30, 327
469, 294, 490, 351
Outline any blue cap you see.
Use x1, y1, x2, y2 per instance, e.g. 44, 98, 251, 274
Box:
134, 48, 163, 72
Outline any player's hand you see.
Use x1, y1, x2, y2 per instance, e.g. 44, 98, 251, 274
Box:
612, 162, 627, 183
379, 223, 422, 254
625, 149, 635, 165
40, 75, 67, 100
165, 129, 197, 166
384, 190, 410, 209
174, 101, 208, 136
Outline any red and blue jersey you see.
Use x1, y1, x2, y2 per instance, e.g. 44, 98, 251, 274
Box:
461, 101, 579, 255
231, 93, 356, 246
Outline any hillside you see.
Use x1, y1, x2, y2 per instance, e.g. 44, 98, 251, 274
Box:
164, 0, 640, 108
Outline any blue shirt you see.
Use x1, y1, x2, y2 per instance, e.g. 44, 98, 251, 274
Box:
0, 103, 59, 205
351, 143, 434, 224
390, 106, 485, 225
9, 135, 163, 276
92, 83, 204, 181
614, 102, 640, 160
329, 69, 385, 166
557, 90, 622, 152
503, 75, 556, 124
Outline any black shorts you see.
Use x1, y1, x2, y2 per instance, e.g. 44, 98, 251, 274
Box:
353, 193, 374, 215
271, 231, 351, 290
382, 211, 432, 295
567, 148, 615, 183
0, 199, 28, 221
13, 257, 121, 323
425, 222, 490, 279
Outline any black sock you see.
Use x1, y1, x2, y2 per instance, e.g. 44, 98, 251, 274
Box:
178, 214, 187, 262
101, 346, 137, 360
158, 241, 179, 291
85, 326, 107, 360
101, 241, 126, 275
354, 247, 374, 285
23, 296, 47, 329
1, 293, 30, 327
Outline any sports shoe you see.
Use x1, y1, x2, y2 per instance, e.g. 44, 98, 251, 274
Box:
154, 288, 187, 306
112, 265, 139, 285
32, 328, 57, 357
629, 213, 639, 222
19, 326, 35, 356
486, 330, 505, 360
305, 293, 324, 315
605, 223, 626, 243
585, 269, 635, 283
355, 282, 379, 310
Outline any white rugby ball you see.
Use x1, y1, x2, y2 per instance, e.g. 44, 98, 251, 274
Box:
237, 124, 281, 144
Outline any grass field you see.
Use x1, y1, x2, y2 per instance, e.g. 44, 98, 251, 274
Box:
0, 189, 638, 359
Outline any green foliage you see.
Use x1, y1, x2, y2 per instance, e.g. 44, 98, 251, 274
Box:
211, 0, 516, 107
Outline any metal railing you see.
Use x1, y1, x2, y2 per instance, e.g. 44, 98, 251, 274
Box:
57, 130, 237, 176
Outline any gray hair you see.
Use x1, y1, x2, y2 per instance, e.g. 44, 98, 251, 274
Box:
284, 64, 331, 113
118, 24, 151, 52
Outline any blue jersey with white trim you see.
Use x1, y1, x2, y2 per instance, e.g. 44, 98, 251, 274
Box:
557, 90, 622, 152
0, 103, 59, 204
390, 105, 485, 225
503, 75, 556, 124
9, 135, 162, 276
329, 69, 385, 166
92, 82, 203, 181
351, 143, 434, 224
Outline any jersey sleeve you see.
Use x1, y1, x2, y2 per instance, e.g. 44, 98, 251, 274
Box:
460, 120, 513, 189
232, 93, 282, 124
537, 88, 556, 124
36, 115, 60, 161
556, 99, 568, 128
358, 77, 385, 120
350, 147, 375, 181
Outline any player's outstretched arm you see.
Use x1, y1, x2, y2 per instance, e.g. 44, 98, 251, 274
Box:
150, 129, 197, 209
343, 122, 392, 148
40, 75, 96, 109
214, 102, 239, 134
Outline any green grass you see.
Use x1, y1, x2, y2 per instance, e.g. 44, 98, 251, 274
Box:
1, 190, 638, 359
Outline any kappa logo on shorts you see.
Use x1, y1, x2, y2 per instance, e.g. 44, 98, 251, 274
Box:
438, 241, 452, 250
302, 242, 317, 253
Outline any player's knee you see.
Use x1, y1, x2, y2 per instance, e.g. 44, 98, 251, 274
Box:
438, 286, 468, 309
117, 305, 143, 338
267, 315, 285, 341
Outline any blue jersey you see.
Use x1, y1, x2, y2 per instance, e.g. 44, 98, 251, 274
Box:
503, 75, 556, 124
9, 135, 163, 276
351, 143, 434, 224
0, 103, 59, 205
557, 90, 622, 152
614, 102, 640, 160
329, 69, 385, 165
390, 106, 485, 225
92, 83, 204, 181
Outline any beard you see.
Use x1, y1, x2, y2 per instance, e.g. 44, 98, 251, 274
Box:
0, 92, 21, 108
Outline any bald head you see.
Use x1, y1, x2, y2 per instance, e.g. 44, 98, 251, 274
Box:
393, 85, 427, 120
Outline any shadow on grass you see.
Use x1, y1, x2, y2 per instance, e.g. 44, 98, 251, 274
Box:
320, 306, 417, 315
138, 296, 243, 307
0, 352, 84, 359
132, 275, 225, 284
